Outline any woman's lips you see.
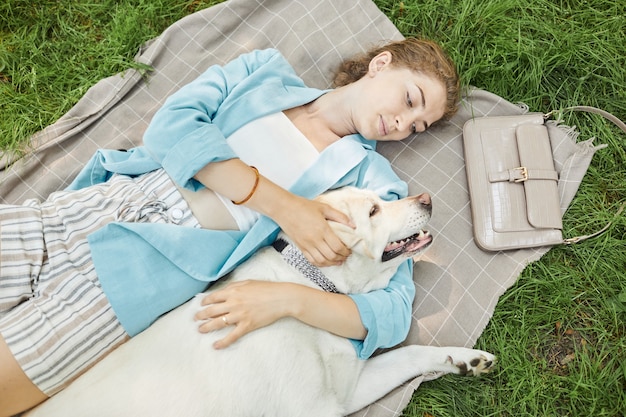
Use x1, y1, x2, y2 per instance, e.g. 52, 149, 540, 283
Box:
379, 116, 388, 136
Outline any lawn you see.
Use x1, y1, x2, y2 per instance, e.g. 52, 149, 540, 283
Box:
1, 0, 625, 416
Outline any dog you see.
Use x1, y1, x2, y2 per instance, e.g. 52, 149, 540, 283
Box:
25, 187, 495, 417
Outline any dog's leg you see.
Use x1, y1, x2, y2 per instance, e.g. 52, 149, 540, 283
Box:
344, 345, 496, 414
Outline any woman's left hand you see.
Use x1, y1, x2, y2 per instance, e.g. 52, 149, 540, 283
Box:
194, 280, 292, 349
194, 279, 366, 349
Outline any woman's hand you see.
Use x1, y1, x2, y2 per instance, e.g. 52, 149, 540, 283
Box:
272, 194, 353, 267
194, 280, 366, 349
195, 280, 292, 349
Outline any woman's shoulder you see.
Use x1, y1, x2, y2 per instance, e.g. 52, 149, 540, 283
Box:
233, 48, 290, 70
227, 48, 303, 85
180, 48, 306, 98
240, 47, 282, 61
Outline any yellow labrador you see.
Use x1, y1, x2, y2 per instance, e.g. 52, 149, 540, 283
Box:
26, 187, 495, 417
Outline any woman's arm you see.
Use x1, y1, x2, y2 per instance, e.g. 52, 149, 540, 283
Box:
194, 159, 351, 266
143, 49, 351, 265
194, 280, 366, 349
142, 48, 284, 187
193, 260, 414, 358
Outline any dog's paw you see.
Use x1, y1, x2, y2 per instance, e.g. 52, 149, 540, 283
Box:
445, 349, 496, 376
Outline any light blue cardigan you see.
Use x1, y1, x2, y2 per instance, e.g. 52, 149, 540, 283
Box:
69, 49, 415, 359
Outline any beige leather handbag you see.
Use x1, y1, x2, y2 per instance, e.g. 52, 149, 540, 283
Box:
463, 107, 626, 251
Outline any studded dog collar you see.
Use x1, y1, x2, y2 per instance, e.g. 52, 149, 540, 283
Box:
272, 238, 342, 294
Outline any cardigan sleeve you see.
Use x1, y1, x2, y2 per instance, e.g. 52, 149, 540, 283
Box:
348, 261, 414, 359
142, 48, 300, 190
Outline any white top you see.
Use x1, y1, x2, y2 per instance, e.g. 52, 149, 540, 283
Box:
217, 112, 319, 230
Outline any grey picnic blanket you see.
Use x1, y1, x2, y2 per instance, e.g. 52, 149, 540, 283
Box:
0, 0, 600, 415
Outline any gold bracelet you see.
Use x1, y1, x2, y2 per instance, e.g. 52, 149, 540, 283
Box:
232, 166, 260, 205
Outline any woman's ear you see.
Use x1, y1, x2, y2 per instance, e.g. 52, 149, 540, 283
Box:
368, 51, 393, 76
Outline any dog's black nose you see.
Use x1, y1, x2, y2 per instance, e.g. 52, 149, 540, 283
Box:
417, 193, 432, 214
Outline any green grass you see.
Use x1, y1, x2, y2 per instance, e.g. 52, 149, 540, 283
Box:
0, 0, 222, 153
2, 0, 625, 416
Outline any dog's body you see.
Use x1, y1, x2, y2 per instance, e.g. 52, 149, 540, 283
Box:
26, 187, 495, 417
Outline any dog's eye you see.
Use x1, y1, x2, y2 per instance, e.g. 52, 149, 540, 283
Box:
369, 204, 380, 217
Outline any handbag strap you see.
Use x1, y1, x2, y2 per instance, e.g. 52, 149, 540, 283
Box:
544, 105, 626, 135
563, 201, 626, 245
545, 105, 626, 245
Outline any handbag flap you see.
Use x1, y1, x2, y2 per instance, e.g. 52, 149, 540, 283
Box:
516, 124, 562, 229
480, 127, 529, 233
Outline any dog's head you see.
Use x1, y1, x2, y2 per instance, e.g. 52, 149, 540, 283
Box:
315, 187, 433, 293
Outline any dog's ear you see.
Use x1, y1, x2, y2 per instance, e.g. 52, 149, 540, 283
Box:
329, 222, 362, 249
329, 222, 377, 260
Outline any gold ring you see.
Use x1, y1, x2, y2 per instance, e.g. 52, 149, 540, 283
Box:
222, 316, 229, 325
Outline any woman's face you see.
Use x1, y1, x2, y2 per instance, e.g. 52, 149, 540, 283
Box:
353, 51, 447, 141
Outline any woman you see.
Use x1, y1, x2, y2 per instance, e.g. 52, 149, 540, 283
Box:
0, 37, 459, 416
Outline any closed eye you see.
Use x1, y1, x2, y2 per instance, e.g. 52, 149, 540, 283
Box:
407, 92, 417, 133
369, 204, 380, 217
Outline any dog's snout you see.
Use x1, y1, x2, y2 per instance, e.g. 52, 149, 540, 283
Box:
417, 193, 432, 214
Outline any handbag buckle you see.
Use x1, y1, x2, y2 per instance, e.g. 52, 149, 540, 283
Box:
513, 166, 528, 182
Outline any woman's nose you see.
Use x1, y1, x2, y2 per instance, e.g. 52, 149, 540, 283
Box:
395, 115, 412, 133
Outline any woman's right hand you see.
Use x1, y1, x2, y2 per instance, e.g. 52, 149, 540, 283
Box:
271, 194, 353, 267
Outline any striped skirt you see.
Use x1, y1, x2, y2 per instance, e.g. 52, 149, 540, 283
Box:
0, 169, 199, 395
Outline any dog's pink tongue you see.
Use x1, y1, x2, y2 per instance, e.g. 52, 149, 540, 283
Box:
384, 232, 431, 252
